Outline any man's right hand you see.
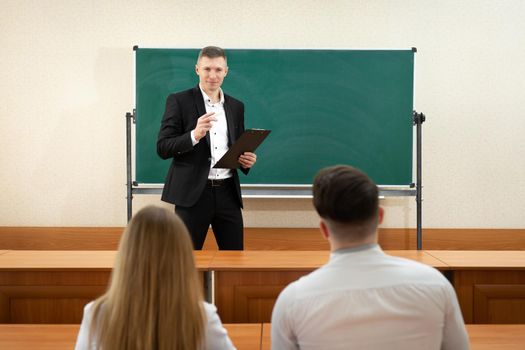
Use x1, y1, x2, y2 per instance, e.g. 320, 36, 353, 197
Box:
193, 112, 217, 141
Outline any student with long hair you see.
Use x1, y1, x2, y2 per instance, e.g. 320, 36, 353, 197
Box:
74, 205, 235, 350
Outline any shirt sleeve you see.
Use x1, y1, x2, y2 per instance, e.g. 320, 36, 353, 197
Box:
190, 130, 198, 146
441, 283, 470, 350
203, 302, 236, 350
271, 285, 300, 350
74, 302, 94, 350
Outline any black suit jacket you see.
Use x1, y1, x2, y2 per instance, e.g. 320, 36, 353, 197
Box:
157, 86, 248, 207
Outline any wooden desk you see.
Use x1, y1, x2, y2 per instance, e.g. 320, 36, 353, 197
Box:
466, 324, 525, 350
0, 250, 117, 270
212, 250, 446, 323
262, 324, 525, 350
2, 323, 523, 350
426, 250, 525, 270
0, 323, 262, 350
0, 250, 216, 270
210, 250, 445, 270
427, 251, 525, 323
224, 323, 262, 350
262, 323, 271, 350
0, 325, 78, 350
212, 251, 322, 323
1, 250, 524, 324
210, 250, 330, 270
387, 250, 449, 269
0, 250, 214, 323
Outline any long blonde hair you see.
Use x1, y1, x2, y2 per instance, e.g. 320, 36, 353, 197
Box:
89, 205, 205, 350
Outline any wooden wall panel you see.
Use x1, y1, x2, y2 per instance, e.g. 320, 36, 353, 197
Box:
473, 285, 525, 324
0, 271, 110, 286
214, 271, 310, 323
419, 229, 525, 251
454, 270, 525, 324
9, 296, 92, 324
1, 227, 524, 251
0, 284, 107, 323
0, 271, 110, 324
233, 285, 284, 323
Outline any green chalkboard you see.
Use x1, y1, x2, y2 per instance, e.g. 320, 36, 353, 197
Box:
135, 48, 414, 185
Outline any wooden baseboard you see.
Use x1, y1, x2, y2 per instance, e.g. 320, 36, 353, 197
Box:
0, 227, 524, 251
240, 228, 525, 251
414, 229, 525, 250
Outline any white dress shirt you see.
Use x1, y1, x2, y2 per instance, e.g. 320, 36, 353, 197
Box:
271, 244, 469, 350
74, 301, 236, 350
191, 86, 232, 180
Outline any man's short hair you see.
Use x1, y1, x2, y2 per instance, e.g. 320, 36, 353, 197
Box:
197, 46, 227, 63
313, 165, 379, 237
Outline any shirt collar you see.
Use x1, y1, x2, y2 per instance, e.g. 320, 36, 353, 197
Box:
199, 86, 225, 106
331, 243, 379, 257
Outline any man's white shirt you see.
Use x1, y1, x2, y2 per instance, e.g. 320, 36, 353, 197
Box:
271, 244, 469, 350
191, 87, 232, 180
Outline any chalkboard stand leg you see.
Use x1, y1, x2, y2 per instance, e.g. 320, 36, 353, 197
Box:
126, 110, 136, 222
413, 111, 426, 250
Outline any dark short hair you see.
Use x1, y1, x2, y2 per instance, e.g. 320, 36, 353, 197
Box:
197, 46, 227, 62
313, 165, 379, 227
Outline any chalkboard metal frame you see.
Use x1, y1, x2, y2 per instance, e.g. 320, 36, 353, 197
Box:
135, 48, 415, 186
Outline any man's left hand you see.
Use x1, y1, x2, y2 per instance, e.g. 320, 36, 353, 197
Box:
238, 152, 257, 168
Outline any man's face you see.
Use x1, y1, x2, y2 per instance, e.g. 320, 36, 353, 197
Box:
195, 56, 228, 94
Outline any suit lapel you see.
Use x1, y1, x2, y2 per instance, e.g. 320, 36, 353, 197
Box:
192, 86, 210, 146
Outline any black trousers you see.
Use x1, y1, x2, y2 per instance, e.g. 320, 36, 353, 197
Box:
175, 178, 244, 250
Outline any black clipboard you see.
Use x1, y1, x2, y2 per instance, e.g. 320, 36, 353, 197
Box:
213, 129, 271, 169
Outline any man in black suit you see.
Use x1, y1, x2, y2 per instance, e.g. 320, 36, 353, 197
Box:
157, 46, 256, 250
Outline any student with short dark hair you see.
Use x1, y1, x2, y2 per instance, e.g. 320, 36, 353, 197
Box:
74, 206, 235, 350
271, 165, 469, 350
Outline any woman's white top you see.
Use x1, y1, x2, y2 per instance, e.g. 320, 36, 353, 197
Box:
74, 301, 236, 350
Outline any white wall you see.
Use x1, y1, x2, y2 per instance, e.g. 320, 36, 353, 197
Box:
1, 0, 524, 228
